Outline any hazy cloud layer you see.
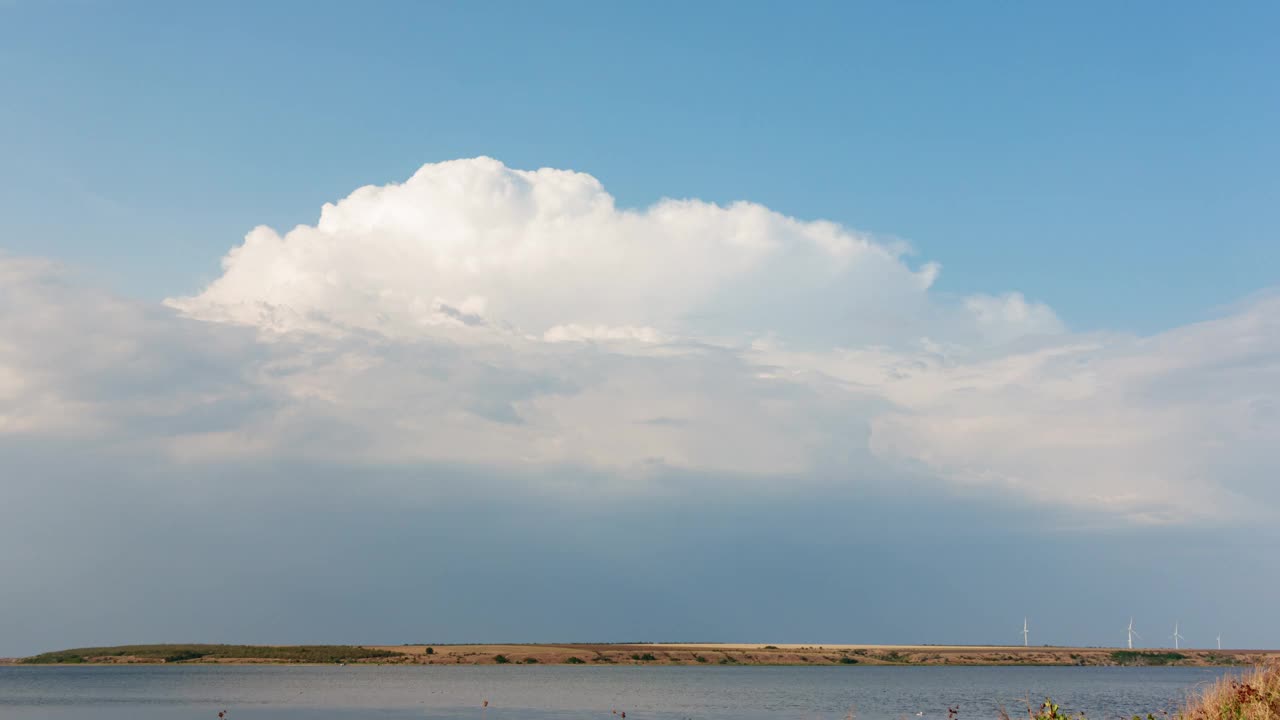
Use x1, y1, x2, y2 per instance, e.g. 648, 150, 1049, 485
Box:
3, 159, 1277, 529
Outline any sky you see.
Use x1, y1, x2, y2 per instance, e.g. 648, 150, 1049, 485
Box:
0, 1, 1277, 657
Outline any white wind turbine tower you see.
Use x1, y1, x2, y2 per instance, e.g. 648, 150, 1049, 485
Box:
1127, 618, 1142, 649
1023, 617, 1030, 647
1171, 621, 1185, 650
1217, 634, 1222, 651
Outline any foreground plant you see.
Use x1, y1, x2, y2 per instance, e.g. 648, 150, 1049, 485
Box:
1178, 663, 1280, 720
1035, 699, 1087, 720
1016, 663, 1280, 720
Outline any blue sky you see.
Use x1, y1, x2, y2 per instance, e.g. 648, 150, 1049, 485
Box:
0, 2, 1277, 656
4, 1, 1276, 331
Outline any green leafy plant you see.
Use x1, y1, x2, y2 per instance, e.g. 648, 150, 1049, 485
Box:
1032, 699, 1087, 720
493, 654, 510, 664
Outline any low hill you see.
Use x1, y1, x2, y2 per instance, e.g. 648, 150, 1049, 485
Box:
22, 644, 397, 664
20, 643, 1280, 666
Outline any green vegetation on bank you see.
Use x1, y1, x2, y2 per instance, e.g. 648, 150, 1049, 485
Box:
23, 644, 398, 665
1110, 651, 1188, 666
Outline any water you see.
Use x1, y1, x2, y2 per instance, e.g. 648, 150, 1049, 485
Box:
0, 665, 1235, 720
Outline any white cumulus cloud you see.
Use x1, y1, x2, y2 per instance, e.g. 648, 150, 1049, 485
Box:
166, 157, 1057, 348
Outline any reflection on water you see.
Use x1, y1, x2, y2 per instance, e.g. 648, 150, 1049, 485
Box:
0, 664, 1236, 720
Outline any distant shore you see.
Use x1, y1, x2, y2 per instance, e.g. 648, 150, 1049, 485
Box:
12, 643, 1279, 667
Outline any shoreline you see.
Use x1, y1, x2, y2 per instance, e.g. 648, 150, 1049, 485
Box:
14, 643, 1280, 668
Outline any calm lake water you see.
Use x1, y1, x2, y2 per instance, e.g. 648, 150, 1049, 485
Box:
0, 665, 1236, 720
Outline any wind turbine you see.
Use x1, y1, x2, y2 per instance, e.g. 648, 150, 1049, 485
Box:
1127, 618, 1142, 649
1171, 621, 1185, 650
1023, 617, 1030, 647
1217, 635, 1222, 651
